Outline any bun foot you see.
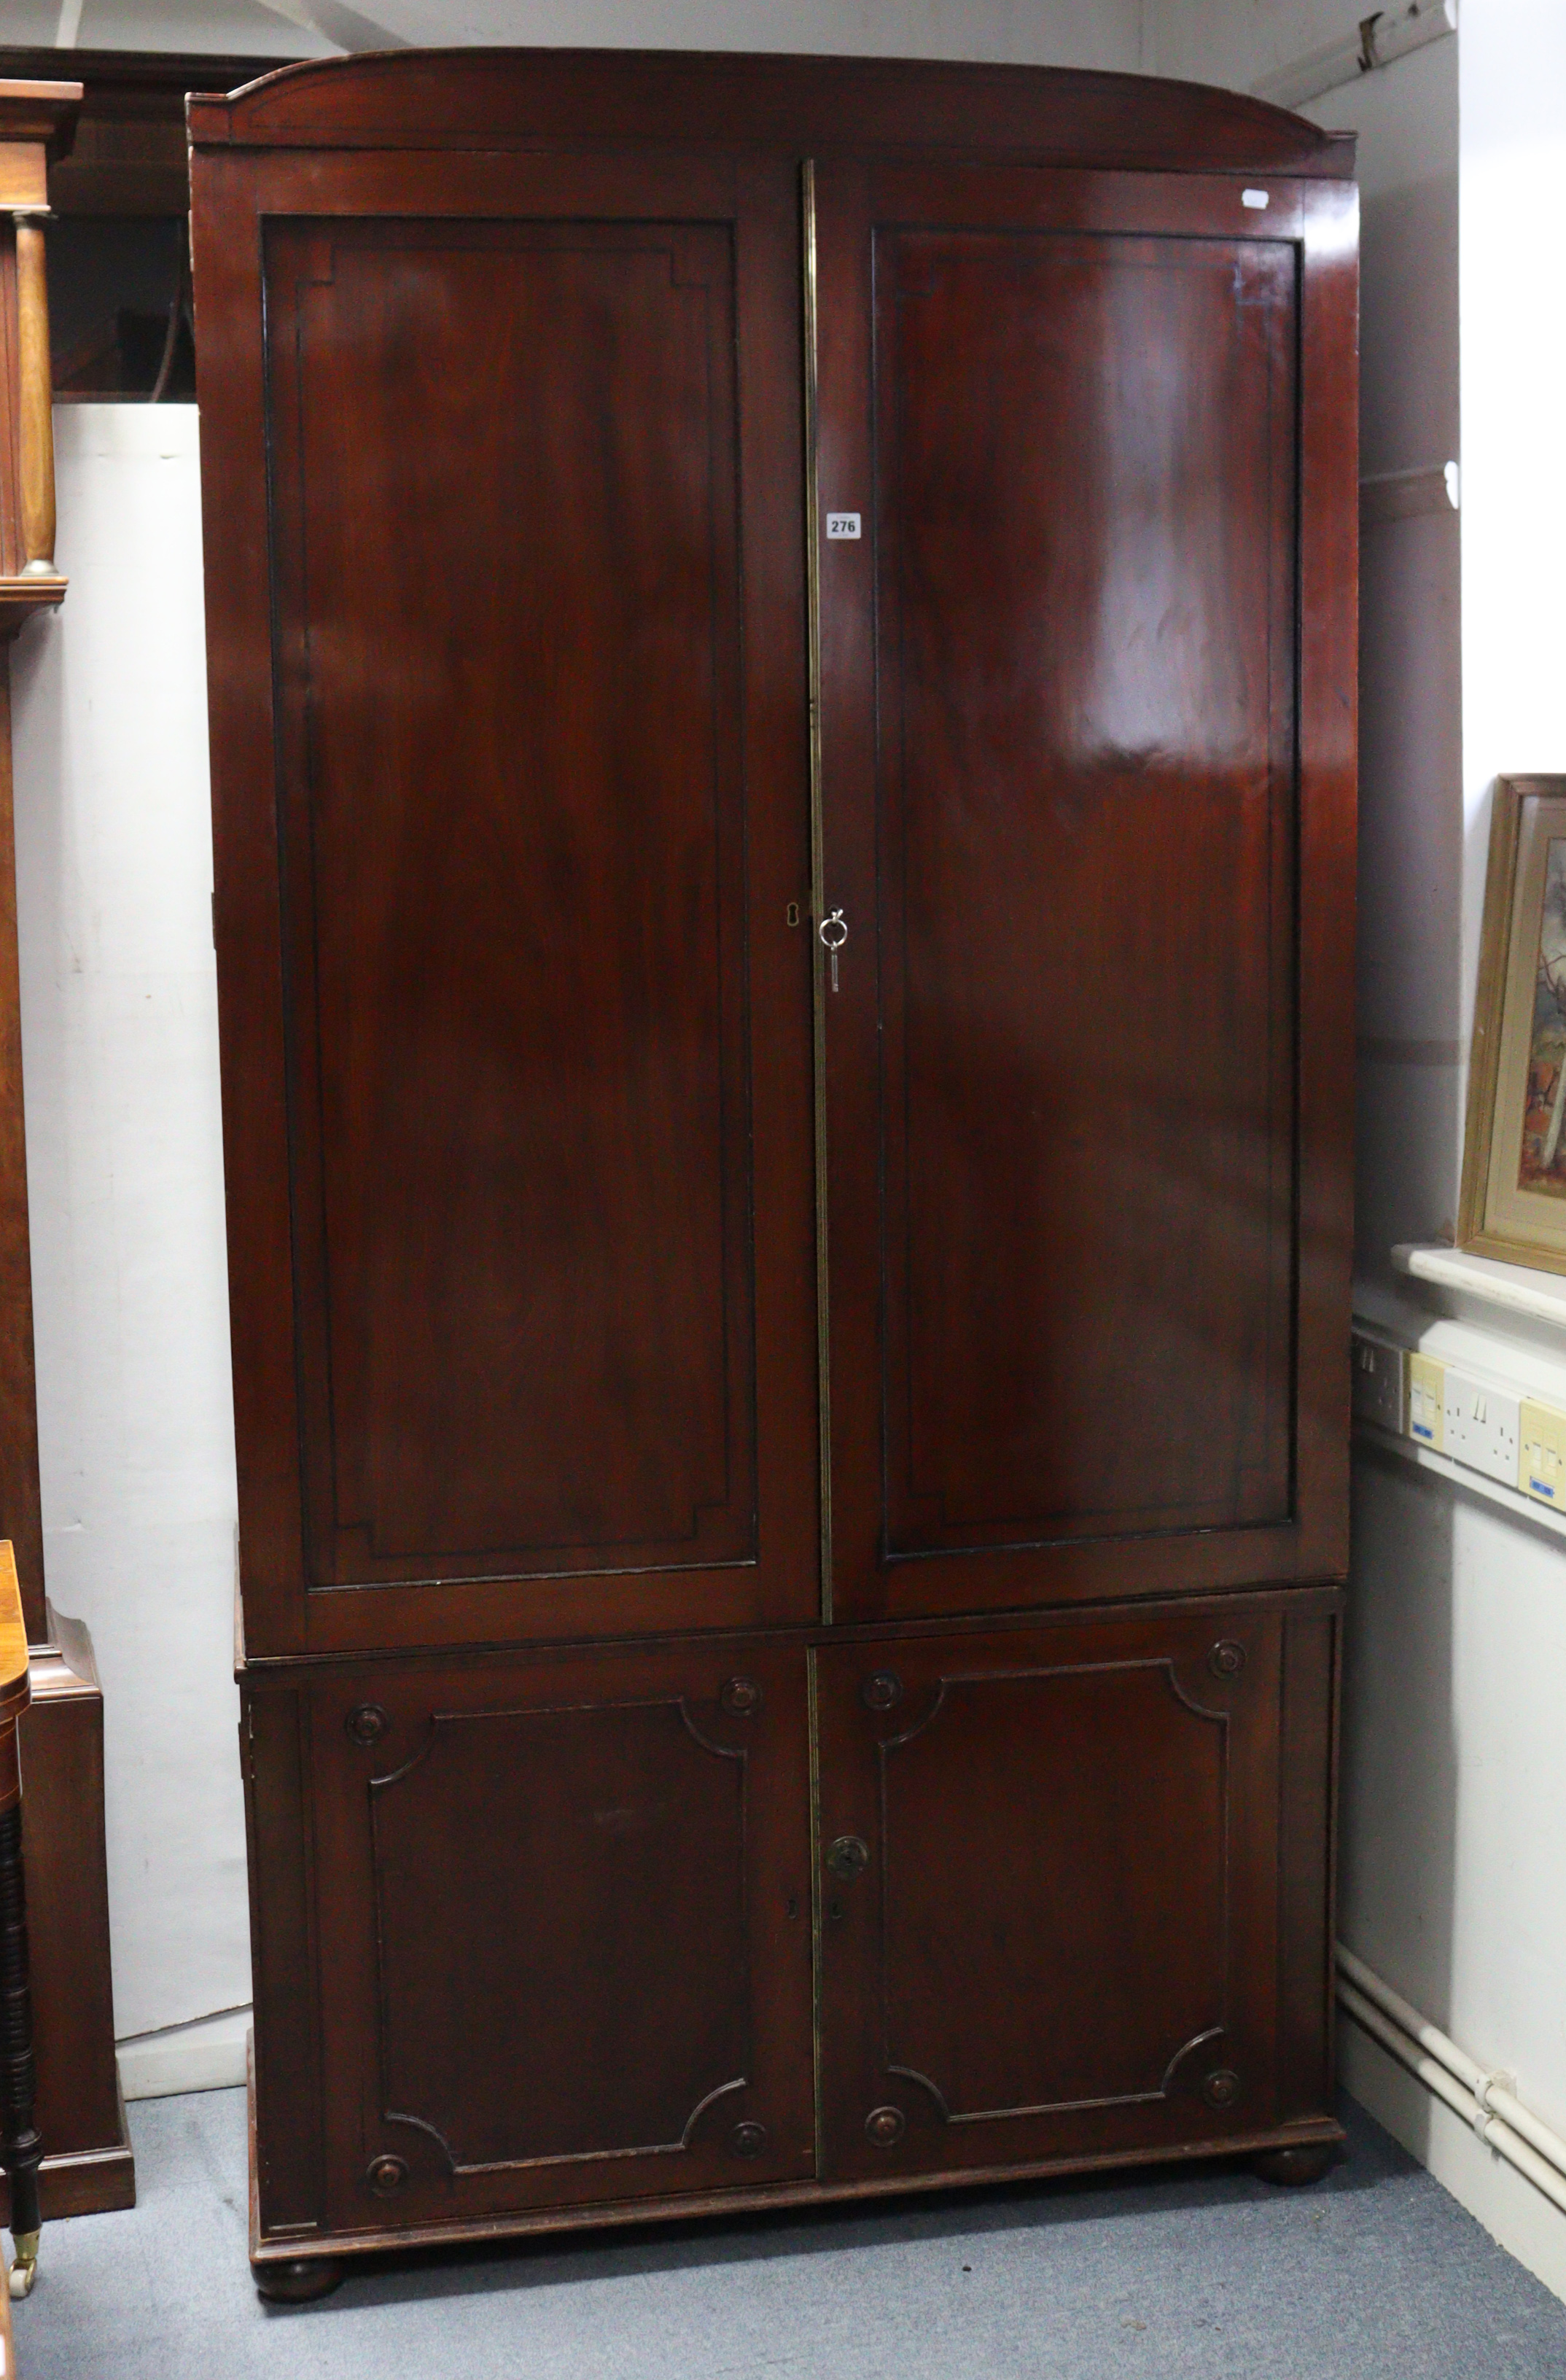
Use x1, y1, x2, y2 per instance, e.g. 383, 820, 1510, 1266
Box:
254, 2256, 343, 2303
1253, 2142, 1334, 2188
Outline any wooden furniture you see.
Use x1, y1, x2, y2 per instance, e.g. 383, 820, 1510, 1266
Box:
0, 47, 297, 223
0, 81, 133, 2230
0, 47, 302, 402
0, 1543, 37, 2299
190, 50, 1357, 2299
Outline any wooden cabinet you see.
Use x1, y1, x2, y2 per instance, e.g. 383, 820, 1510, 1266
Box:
192, 50, 1356, 2292
816, 1604, 1338, 2182
250, 1642, 817, 2238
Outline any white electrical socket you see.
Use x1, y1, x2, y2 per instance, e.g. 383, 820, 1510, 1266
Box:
1442, 1367, 1522, 1489
1351, 1331, 1406, 1432
1520, 1399, 1566, 1506
1408, 1352, 1445, 1448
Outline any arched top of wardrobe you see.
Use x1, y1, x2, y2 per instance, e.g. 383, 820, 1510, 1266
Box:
186, 46, 1356, 181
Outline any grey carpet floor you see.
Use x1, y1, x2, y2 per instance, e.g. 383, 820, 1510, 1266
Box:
14, 2089, 1566, 2379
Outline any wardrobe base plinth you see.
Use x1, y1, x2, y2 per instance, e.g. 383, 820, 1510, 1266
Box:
248, 2058, 1343, 2282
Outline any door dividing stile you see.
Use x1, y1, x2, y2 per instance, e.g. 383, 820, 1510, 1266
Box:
801, 158, 835, 1628
806, 1641, 826, 2177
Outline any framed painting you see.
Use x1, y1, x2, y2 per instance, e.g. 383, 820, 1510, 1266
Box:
1458, 776, 1566, 1272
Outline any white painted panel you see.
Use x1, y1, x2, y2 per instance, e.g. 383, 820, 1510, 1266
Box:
1460, 0, 1566, 1014
1347, 1447, 1566, 2148
9, 406, 249, 2044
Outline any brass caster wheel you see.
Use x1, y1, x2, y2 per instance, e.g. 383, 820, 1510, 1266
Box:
8, 2230, 39, 2298
254, 2255, 344, 2303
1253, 2142, 1334, 2188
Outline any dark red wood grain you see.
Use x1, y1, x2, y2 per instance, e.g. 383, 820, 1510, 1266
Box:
814, 160, 1357, 1624
196, 146, 818, 1654
815, 1609, 1287, 2181
241, 1592, 1340, 2255
188, 48, 1354, 184
268, 214, 756, 1582
194, 49, 1355, 2271
294, 1638, 814, 2236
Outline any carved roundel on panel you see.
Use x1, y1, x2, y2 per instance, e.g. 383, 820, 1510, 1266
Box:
730, 2120, 768, 2159
365, 2153, 408, 2195
1201, 2068, 1242, 2109
1207, 1641, 1246, 1680
865, 2105, 906, 2149
346, 1702, 389, 1746
860, 1670, 903, 1713
720, 1676, 763, 1717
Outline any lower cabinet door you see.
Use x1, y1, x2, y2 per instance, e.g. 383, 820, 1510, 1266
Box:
814, 1608, 1298, 2181
304, 1641, 815, 2233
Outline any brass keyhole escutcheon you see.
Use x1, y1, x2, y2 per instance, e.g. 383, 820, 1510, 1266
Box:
865, 2105, 905, 2148
826, 1834, 870, 1881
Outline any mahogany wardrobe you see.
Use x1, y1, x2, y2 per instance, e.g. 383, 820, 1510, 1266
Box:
189, 49, 1357, 2297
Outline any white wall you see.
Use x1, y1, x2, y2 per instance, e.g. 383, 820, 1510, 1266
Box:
10, 407, 250, 2050
1352, 0, 1566, 2136
1459, 0, 1566, 1032
1156, 0, 1566, 2308
1352, 0, 1566, 2173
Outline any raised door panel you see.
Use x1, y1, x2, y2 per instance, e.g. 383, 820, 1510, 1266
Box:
197, 152, 817, 1653
814, 1608, 1288, 2180
302, 1641, 813, 2236
812, 162, 1357, 1622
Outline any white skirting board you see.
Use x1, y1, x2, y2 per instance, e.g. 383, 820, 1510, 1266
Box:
117, 2005, 252, 2101
1339, 2004, 1566, 2305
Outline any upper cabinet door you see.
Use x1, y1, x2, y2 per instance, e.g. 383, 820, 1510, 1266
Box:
197, 150, 818, 1654
811, 160, 1357, 1625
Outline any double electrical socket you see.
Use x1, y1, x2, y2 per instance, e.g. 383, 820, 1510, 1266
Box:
1351, 1332, 1406, 1433
1520, 1400, 1566, 1506
1443, 1368, 1520, 1488
1351, 1330, 1531, 1494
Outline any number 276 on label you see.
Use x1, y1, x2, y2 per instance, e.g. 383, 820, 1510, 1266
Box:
826, 512, 862, 540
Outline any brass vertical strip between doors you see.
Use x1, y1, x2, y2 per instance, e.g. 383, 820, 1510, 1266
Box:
802, 158, 834, 1628
806, 1644, 825, 2177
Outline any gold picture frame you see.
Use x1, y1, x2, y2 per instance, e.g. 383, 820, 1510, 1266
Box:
1458, 775, 1566, 1272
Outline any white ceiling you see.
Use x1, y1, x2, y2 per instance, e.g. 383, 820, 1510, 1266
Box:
8, 0, 1145, 73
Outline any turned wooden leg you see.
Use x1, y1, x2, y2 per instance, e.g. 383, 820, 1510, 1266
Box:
0, 1799, 39, 2293
12, 212, 58, 578
254, 2256, 345, 2303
